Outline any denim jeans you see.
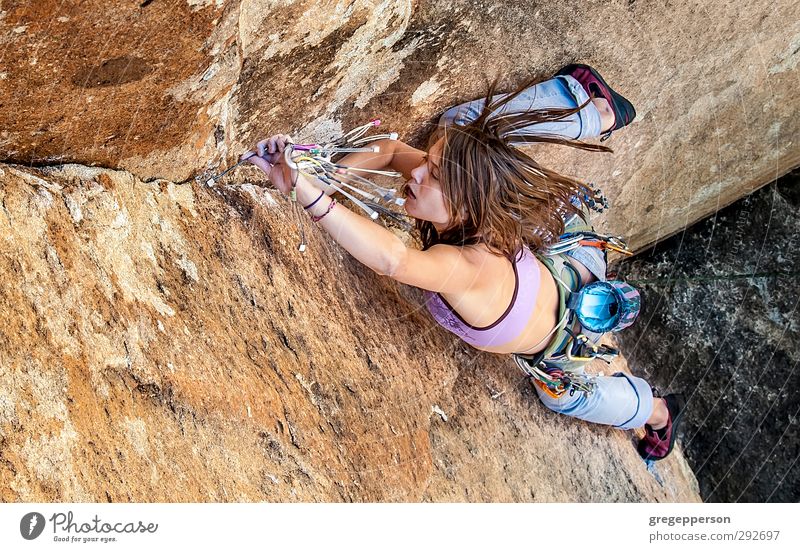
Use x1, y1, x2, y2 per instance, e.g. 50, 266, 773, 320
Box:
439, 75, 653, 430
536, 369, 654, 430
533, 244, 653, 430
438, 75, 603, 140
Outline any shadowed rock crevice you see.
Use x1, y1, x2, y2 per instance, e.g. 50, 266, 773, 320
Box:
617, 170, 800, 502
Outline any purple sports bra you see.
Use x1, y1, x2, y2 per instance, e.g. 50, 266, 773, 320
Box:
423, 246, 541, 348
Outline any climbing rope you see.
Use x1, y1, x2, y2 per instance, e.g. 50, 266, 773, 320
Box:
623, 271, 794, 286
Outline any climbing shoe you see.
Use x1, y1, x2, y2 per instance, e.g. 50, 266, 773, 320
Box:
556, 63, 637, 140
637, 393, 686, 461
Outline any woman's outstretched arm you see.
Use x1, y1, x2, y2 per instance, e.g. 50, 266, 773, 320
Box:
334, 138, 426, 179
295, 172, 478, 293
245, 135, 478, 293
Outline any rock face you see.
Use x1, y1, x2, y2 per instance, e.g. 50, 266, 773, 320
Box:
2, 0, 799, 250
0, 164, 699, 501
617, 170, 800, 502
1, 0, 794, 503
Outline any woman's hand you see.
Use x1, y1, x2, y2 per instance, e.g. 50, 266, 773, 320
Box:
242, 134, 296, 195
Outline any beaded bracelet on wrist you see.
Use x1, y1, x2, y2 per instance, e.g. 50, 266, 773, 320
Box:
311, 199, 336, 223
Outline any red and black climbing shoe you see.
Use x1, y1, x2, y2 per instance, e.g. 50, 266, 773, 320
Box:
556, 63, 637, 141
637, 393, 686, 461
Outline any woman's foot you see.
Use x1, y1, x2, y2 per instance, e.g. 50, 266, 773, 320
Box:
638, 393, 686, 461
592, 97, 616, 133
646, 397, 670, 429
556, 63, 637, 139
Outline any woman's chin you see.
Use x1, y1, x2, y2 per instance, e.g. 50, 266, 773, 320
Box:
402, 198, 415, 217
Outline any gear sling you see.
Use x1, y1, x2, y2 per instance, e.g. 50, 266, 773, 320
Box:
513, 207, 653, 431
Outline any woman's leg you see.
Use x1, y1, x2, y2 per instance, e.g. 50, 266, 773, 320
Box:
532, 244, 654, 431
534, 370, 655, 430
438, 75, 605, 141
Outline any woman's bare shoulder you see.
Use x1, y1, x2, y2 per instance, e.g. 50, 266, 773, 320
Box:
460, 244, 515, 286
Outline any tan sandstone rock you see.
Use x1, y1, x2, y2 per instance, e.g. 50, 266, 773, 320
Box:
0, 164, 700, 501
1, 1, 798, 251
2, 0, 794, 504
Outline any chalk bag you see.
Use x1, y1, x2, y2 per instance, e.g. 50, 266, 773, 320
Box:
568, 280, 641, 333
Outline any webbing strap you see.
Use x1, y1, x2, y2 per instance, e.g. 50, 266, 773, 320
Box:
536, 253, 582, 359
515, 208, 622, 397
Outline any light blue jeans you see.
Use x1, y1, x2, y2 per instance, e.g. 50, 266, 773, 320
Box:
536, 370, 654, 430
439, 75, 654, 430
438, 75, 603, 140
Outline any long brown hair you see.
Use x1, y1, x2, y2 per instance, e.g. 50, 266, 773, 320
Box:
417, 75, 612, 259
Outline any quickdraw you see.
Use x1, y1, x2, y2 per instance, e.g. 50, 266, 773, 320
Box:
544, 231, 633, 257
281, 120, 406, 222
202, 119, 412, 252
564, 328, 619, 363
514, 354, 598, 398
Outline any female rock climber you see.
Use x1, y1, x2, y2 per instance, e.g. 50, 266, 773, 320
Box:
244, 64, 684, 461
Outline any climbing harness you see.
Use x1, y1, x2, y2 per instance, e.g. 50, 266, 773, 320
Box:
563, 328, 620, 362
542, 231, 632, 257
514, 206, 641, 399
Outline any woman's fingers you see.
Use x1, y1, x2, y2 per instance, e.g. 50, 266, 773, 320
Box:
249, 134, 296, 179
256, 139, 268, 157
271, 134, 294, 152
256, 134, 294, 155
244, 153, 273, 176
241, 135, 299, 195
